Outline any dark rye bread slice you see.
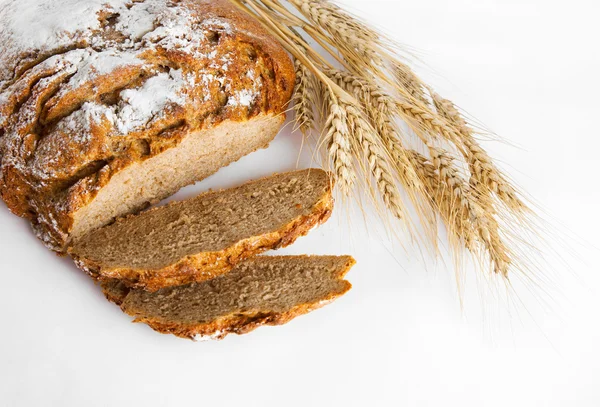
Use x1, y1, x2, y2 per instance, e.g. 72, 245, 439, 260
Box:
102, 256, 355, 340
70, 169, 333, 291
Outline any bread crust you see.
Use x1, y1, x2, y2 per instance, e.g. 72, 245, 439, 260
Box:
71, 180, 334, 292
0, 0, 295, 251
102, 256, 355, 340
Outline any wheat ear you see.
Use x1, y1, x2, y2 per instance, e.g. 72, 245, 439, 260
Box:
344, 103, 405, 220
293, 57, 317, 135
429, 148, 512, 276
322, 89, 356, 196
430, 92, 526, 211
392, 61, 429, 104
325, 68, 430, 218
288, 0, 382, 69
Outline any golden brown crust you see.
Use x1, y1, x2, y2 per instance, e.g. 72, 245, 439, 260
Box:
72, 184, 334, 292
100, 280, 131, 306
102, 256, 355, 340
0, 0, 295, 251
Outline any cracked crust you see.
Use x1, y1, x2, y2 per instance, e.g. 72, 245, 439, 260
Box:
0, 0, 295, 251
101, 256, 355, 340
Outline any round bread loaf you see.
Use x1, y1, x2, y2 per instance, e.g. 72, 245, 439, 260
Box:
0, 0, 295, 252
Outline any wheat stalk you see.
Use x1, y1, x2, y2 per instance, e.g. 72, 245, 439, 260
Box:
323, 69, 407, 219
407, 150, 474, 248
289, 0, 378, 41
325, 68, 435, 229
230, 0, 535, 281
408, 148, 511, 276
287, 0, 383, 71
293, 57, 317, 135
322, 89, 356, 196
429, 148, 511, 274
430, 91, 526, 211
393, 61, 428, 104
345, 103, 405, 220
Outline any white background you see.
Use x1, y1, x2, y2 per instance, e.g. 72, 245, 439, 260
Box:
1, 0, 599, 405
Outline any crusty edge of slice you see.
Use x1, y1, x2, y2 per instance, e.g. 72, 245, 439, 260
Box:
101, 255, 355, 341
71, 169, 334, 292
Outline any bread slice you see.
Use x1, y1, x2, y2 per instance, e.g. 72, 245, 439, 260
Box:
70, 169, 333, 291
101, 256, 355, 340
68, 114, 286, 248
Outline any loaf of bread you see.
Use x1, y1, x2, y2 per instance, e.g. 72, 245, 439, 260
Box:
70, 169, 333, 291
102, 256, 355, 340
0, 0, 295, 252
0, 1, 354, 341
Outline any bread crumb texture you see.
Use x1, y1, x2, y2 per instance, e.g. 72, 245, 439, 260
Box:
102, 255, 355, 340
0, 0, 295, 250
71, 169, 334, 291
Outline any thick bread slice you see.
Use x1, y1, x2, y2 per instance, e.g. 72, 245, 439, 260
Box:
70, 169, 333, 291
102, 256, 355, 340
